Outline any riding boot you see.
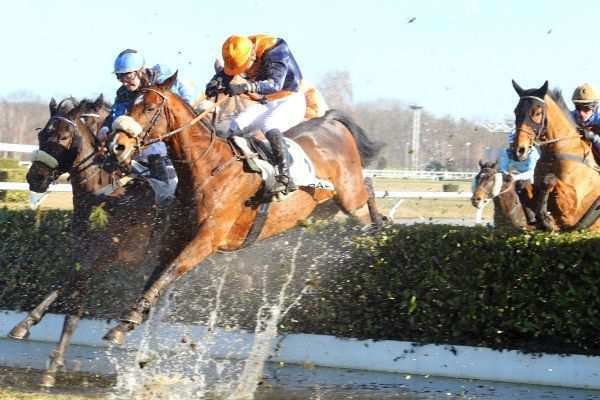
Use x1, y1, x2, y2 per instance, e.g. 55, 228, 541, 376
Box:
265, 129, 297, 193
148, 154, 177, 207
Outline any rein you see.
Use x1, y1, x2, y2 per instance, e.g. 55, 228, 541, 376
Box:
139, 89, 227, 149
133, 89, 231, 166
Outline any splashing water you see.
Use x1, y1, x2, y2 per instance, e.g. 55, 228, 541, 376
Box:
105, 227, 317, 400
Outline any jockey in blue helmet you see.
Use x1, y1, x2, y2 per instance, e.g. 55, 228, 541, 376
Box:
100, 49, 195, 206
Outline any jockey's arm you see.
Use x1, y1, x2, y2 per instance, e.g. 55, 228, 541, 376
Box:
497, 148, 511, 173
253, 61, 288, 95
173, 80, 195, 106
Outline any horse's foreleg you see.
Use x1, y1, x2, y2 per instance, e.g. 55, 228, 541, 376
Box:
537, 174, 558, 231
104, 228, 219, 345
39, 314, 81, 387
364, 177, 384, 227
516, 181, 537, 225
9, 290, 59, 340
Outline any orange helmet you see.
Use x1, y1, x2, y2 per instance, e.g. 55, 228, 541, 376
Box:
222, 35, 254, 76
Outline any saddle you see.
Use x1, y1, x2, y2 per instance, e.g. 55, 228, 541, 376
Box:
229, 134, 333, 201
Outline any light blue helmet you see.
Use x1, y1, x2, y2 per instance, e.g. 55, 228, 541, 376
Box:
113, 49, 145, 74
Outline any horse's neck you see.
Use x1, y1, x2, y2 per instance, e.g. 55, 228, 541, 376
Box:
545, 96, 581, 151
71, 119, 114, 194
494, 180, 526, 224
170, 112, 231, 184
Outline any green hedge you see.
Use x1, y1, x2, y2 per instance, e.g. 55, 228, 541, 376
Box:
2, 208, 600, 355
0, 209, 74, 310
285, 225, 600, 355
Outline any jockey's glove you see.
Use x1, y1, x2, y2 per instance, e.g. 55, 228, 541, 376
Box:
582, 129, 600, 144
205, 78, 224, 98
227, 82, 257, 96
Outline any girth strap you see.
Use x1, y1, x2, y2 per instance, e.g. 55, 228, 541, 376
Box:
241, 202, 271, 248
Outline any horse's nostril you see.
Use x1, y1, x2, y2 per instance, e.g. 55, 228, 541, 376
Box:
114, 144, 125, 152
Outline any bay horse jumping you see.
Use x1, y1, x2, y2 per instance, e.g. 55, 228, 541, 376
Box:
471, 160, 532, 230
10, 96, 160, 386
511, 80, 600, 231
104, 73, 384, 344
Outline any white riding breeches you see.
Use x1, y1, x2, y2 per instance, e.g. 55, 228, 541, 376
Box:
230, 91, 306, 134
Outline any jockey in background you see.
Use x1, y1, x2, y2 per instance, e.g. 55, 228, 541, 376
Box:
498, 130, 540, 184
204, 34, 306, 193
571, 83, 600, 163
99, 49, 195, 205
497, 130, 540, 224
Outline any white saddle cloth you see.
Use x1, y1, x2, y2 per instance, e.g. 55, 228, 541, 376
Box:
231, 136, 334, 190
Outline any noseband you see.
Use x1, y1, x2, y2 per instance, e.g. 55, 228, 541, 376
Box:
34, 113, 102, 179
473, 170, 505, 199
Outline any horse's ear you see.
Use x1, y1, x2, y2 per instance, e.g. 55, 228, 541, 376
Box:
512, 80, 525, 96
159, 71, 178, 91
539, 80, 549, 96
491, 160, 498, 169
478, 159, 484, 168
94, 94, 104, 109
49, 97, 58, 115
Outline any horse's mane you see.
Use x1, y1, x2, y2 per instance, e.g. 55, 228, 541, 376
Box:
56, 97, 79, 115
548, 88, 576, 126
78, 97, 111, 112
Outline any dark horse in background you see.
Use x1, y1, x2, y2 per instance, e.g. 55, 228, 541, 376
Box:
511, 80, 600, 231
105, 73, 385, 344
471, 160, 533, 230
10, 96, 161, 386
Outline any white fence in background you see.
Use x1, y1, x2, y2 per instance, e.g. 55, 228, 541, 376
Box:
0, 142, 477, 181
364, 169, 477, 180
0, 142, 486, 222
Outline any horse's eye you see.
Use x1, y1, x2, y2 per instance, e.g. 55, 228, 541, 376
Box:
144, 107, 156, 113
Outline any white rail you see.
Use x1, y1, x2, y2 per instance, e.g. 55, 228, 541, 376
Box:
364, 169, 477, 180
0, 142, 476, 181
0, 142, 487, 222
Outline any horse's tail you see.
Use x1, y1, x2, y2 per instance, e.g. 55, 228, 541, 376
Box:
324, 109, 384, 167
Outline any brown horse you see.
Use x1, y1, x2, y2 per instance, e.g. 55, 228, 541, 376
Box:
511, 80, 600, 231
11, 96, 160, 386
471, 160, 532, 230
104, 73, 384, 344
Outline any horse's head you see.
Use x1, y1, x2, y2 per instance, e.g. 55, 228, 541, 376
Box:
27, 95, 108, 193
511, 80, 549, 161
109, 73, 183, 165
471, 160, 506, 208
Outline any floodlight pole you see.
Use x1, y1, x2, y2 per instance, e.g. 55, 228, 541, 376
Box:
410, 105, 423, 170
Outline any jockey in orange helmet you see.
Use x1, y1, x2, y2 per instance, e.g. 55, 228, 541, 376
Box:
205, 34, 306, 193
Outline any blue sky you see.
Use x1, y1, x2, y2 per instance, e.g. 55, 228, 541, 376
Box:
2, 0, 598, 121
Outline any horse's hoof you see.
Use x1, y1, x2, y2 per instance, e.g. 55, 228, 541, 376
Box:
8, 325, 30, 340
121, 310, 143, 325
39, 373, 56, 388
103, 327, 126, 346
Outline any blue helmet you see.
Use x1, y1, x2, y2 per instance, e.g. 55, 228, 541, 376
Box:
113, 49, 145, 74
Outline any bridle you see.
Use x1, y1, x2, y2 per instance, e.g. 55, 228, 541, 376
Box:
515, 95, 581, 149
34, 112, 102, 180
120, 88, 226, 164
473, 169, 510, 199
